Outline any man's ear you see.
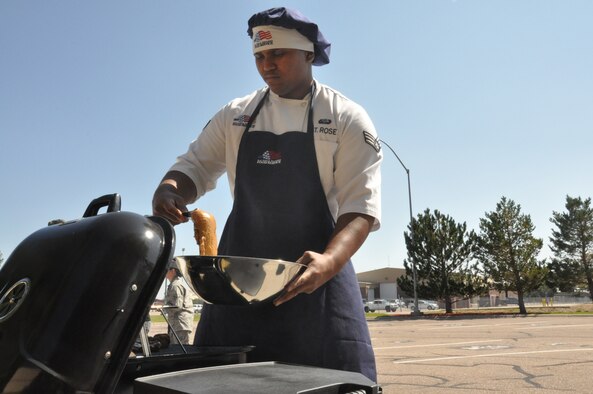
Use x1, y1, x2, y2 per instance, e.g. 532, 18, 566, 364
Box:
306, 51, 315, 63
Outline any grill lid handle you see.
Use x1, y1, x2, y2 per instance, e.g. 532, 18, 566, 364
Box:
83, 193, 122, 217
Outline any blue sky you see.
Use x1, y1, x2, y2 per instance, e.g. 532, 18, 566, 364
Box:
1, 1, 592, 274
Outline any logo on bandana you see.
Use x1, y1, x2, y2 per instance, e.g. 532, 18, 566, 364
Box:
257, 150, 282, 165
254, 30, 273, 48
233, 114, 251, 127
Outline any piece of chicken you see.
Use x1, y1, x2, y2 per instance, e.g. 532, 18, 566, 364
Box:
190, 209, 218, 256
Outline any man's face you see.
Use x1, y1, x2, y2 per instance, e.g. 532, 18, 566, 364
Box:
166, 268, 176, 281
254, 48, 314, 99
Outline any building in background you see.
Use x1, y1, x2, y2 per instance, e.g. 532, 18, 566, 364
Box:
357, 268, 407, 301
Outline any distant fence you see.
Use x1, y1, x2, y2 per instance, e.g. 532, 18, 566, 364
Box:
399, 294, 592, 309
523, 295, 592, 306
472, 295, 592, 308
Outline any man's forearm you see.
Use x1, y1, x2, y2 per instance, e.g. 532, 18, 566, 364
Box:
324, 212, 374, 273
157, 170, 198, 203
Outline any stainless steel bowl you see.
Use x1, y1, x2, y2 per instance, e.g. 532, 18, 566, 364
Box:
174, 256, 306, 306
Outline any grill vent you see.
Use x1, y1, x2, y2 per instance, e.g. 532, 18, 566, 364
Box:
0, 279, 31, 323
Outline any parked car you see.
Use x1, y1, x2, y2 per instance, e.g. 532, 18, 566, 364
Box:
364, 299, 396, 313
193, 303, 203, 313
388, 299, 405, 310
409, 300, 439, 311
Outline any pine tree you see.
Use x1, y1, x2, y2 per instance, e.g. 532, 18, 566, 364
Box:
397, 209, 485, 313
546, 257, 581, 293
549, 196, 593, 301
477, 197, 546, 314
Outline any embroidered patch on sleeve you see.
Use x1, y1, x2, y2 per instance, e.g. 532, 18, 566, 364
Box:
363, 130, 381, 152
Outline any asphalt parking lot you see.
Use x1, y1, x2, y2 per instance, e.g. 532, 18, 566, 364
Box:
370, 314, 593, 393
148, 313, 593, 392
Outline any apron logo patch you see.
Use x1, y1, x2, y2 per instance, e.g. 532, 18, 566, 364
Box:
233, 114, 252, 127
318, 118, 332, 125
257, 150, 282, 165
363, 130, 381, 152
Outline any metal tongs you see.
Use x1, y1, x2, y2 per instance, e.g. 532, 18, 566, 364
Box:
181, 211, 193, 218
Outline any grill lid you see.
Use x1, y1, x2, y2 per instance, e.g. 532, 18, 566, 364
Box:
0, 194, 175, 393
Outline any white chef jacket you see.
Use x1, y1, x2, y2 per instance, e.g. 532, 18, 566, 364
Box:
170, 80, 382, 230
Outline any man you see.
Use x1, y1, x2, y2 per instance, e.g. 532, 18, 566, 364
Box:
153, 7, 382, 381
163, 262, 194, 345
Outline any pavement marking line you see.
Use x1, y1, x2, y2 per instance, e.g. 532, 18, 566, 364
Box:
514, 323, 593, 330
391, 348, 593, 364
370, 321, 548, 331
374, 339, 504, 351
419, 321, 552, 330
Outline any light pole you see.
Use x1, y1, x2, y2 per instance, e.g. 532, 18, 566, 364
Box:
379, 139, 422, 316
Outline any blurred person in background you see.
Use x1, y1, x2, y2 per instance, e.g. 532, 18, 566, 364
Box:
163, 260, 194, 345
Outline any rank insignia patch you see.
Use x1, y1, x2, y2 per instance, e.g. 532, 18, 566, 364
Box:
363, 130, 381, 152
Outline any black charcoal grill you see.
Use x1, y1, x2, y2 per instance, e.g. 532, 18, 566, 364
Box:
0, 194, 381, 393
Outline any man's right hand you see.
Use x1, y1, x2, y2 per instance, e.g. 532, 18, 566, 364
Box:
152, 171, 197, 225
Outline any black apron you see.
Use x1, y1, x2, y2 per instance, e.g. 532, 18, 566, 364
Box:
194, 86, 377, 381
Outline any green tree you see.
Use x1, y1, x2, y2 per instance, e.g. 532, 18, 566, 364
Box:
546, 258, 581, 293
477, 197, 547, 314
397, 209, 485, 313
549, 196, 593, 301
